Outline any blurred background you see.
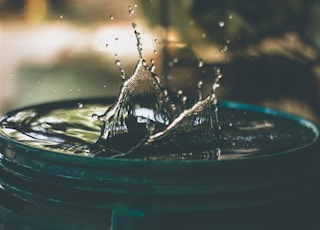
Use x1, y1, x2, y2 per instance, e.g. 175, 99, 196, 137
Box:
0, 0, 319, 124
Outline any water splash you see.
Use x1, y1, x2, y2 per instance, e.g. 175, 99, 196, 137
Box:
94, 23, 222, 158
94, 24, 174, 152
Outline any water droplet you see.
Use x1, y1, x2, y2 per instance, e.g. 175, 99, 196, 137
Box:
115, 37, 119, 41
197, 80, 203, 101
218, 21, 225, 27
226, 40, 231, 44
142, 59, 147, 66
70, 88, 73, 92
134, 3, 138, 7
189, 20, 194, 26
229, 15, 233, 20
84, 149, 91, 155
202, 33, 206, 38
106, 43, 109, 47
53, 89, 57, 93
168, 61, 174, 67
173, 58, 179, 63
77, 102, 83, 108
128, 5, 135, 15
150, 60, 156, 72
163, 89, 168, 97
59, 15, 64, 20
213, 148, 221, 160
219, 45, 228, 53
212, 67, 222, 93
214, 67, 221, 75
132, 23, 143, 59
103, 85, 107, 88
110, 15, 114, 20
198, 59, 204, 68
153, 50, 158, 54
154, 38, 159, 43
181, 96, 187, 105
115, 60, 126, 81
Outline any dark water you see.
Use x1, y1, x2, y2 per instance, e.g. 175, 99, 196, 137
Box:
0, 100, 316, 160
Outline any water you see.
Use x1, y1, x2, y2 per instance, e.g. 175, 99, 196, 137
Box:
87, 23, 222, 158
0, 99, 316, 160
0, 23, 317, 161
1, 17, 320, 230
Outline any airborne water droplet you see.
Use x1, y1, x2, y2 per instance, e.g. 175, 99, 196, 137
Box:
218, 21, 225, 27
219, 45, 228, 53
128, 5, 135, 15
198, 59, 204, 68
150, 59, 156, 72
213, 148, 221, 160
197, 80, 203, 101
77, 102, 83, 108
59, 15, 63, 19
181, 96, 187, 105
115, 60, 121, 66
115, 60, 125, 81
110, 15, 114, 20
